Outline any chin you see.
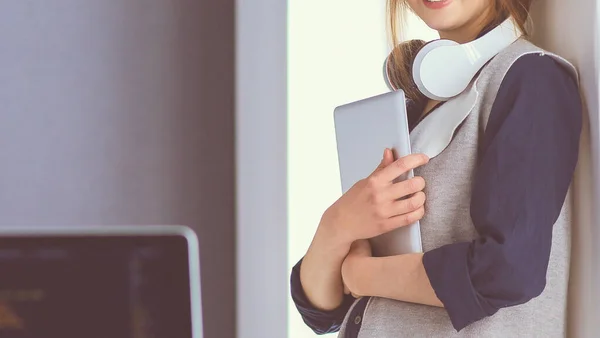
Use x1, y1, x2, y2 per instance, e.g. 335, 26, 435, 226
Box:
408, 0, 468, 36
421, 16, 461, 33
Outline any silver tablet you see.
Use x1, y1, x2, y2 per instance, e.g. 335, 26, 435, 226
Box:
334, 90, 423, 256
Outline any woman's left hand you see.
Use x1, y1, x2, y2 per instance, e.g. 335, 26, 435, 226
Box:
342, 239, 372, 298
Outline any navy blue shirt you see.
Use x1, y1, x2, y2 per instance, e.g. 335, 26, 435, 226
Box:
289, 53, 582, 335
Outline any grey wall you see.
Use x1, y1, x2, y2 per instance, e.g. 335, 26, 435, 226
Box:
0, 1, 235, 337
531, 2, 600, 336
235, 1, 288, 337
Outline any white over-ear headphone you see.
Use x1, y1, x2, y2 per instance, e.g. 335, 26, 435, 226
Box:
384, 18, 522, 101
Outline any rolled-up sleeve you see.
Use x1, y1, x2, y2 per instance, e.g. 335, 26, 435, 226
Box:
422, 54, 582, 331
290, 259, 355, 334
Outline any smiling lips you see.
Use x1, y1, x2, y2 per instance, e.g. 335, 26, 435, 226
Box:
423, 0, 452, 9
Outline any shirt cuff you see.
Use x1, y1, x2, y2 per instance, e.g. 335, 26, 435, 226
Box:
290, 258, 355, 334
422, 242, 490, 331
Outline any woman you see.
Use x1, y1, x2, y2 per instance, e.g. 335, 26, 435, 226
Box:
290, 0, 582, 337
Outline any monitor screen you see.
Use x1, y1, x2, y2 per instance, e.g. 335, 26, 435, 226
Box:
0, 235, 192, 338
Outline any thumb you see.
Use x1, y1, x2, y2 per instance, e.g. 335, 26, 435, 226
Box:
368, 149, 394, 179
374, 148, 394, 171
382, 148, 394, 166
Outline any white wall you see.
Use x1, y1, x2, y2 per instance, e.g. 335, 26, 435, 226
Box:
530, 2, 600, 337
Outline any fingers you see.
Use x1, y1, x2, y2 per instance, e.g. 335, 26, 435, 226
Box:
374, 153, 429, 183
383, 176, 426, 201
384, 191, 426, 217
363, 176, 425, 218
379, 206, 425, 233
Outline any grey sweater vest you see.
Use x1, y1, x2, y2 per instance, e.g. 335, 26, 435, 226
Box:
338, 39, 578, 338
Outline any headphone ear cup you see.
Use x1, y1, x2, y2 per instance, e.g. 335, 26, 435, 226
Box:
412, 18, 522, 100
412, 39, 460, 101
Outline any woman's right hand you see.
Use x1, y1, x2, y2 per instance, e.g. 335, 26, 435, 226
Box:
322, 148, 429, 248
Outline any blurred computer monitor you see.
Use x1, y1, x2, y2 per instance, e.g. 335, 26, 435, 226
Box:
0, 225, 202, 338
